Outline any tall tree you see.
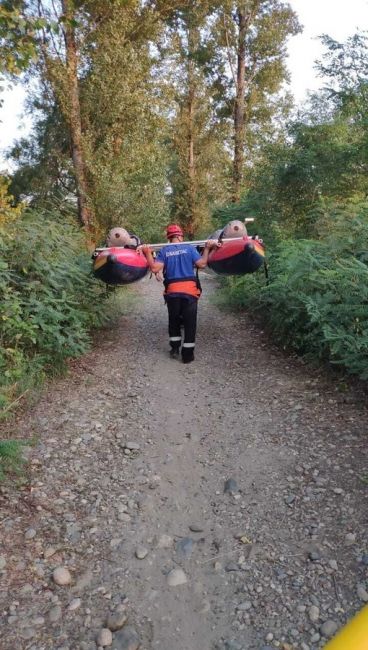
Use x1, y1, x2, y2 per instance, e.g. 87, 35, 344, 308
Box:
163, 4, 231, 237
232, 32, 368, 239
60, 0, 92, 230
1, 0, 94, 230
3, 0, 181, 239
208, 0, 300, 201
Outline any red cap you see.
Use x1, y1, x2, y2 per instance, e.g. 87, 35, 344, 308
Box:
166, 224, 183, 239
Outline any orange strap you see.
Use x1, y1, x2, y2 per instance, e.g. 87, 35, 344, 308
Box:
165, 280, 200, 298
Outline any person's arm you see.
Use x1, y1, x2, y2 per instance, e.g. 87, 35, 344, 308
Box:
139, 245, 164, 274
195, 239, 221, 269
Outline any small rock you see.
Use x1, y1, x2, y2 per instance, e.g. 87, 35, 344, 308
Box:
21, 628, 36, 640
236, 601, 252, 611
333, 488, 344, 495
329, 559, 338, 571
134, 546, 148, 560
48, 605, 62, 623
106, 610, 128, 632
345, 532, 356, 545
157, 534, 173, 548
7, 615, 18, 624
309, 605, 320, 623
135, 546, 148, 560
357, 584, 368, 602
0, 555, 6, 570
110, 538, 123, 550
284, 494, 296, 505
125, 442, 140, 451
25, 528, 37, 540
225, 641, 242, 650
96, 628, 113, 647
308, 551, 321, 561
176, 537, 193, 558
112, 625, 140, 650
224, 478, 238, 494
68, 597, 81, 611
320, 620, 338, 638
167, 568, 187, 586
53, 567, 72, 586
225, 562, 240, 572
44, 546, 57, 559
189, 524, 204, 533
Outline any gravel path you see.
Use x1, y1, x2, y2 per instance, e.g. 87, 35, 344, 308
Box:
0, 275, 367, 650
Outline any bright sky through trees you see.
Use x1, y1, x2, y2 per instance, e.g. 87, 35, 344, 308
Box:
287, 0, 368, 101
0, 0, 367, 169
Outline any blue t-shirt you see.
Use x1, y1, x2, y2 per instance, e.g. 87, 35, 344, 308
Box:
156, 243, 201, 281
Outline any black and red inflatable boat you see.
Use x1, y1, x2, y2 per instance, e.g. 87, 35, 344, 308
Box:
208, 236, 265, 275
92, 247, 149, 285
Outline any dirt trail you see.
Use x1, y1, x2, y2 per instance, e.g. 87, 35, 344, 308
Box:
0, 276, 367, 650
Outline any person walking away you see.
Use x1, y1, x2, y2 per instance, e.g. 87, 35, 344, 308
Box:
140, 224, 219, 364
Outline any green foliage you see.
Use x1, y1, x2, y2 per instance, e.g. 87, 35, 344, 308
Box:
80, 1, 171, 240
0, 2, 41, 76
0, 208, 117, 412
0, 439, 27, 481
220, 203, 368, 380
161, 6, 232, 235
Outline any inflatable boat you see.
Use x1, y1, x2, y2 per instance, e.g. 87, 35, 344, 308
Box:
207, 236, 265, 275
92, 247, 149, 285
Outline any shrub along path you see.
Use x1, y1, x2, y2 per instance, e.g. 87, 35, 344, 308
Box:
0, 275, 367, 650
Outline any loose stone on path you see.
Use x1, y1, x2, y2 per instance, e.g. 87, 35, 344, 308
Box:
135, 546, 148, 560
106, 608, 128, 632
320, 620, 339, 638
96, 628, 113, 647
176, 537, 194, 558
52, 567, 72, 586
112, 625, 140, 650
224, 478, 238, 494
166, 568, 188, 586
48, 605, 62, 623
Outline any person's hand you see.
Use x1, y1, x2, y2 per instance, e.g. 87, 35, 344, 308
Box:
155, 271, 163, 282
205, 239, 222, 250
138, 244, 152, 256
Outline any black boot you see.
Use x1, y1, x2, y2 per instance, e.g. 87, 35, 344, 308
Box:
170, 345, 180, 359
182, 347, 194, 364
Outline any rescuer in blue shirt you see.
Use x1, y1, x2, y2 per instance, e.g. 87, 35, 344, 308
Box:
140, 224, 219, 363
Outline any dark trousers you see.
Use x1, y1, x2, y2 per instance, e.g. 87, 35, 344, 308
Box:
166, 296, 198, 361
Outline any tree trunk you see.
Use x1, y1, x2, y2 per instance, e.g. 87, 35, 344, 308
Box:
186, 27, 196, 239
232, 8, 247, 203
62, 0, 93, 232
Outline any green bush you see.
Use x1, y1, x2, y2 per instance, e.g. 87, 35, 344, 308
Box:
219, 203, 368, 380
0, 439, 28, 481
0, 209, 119, 412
